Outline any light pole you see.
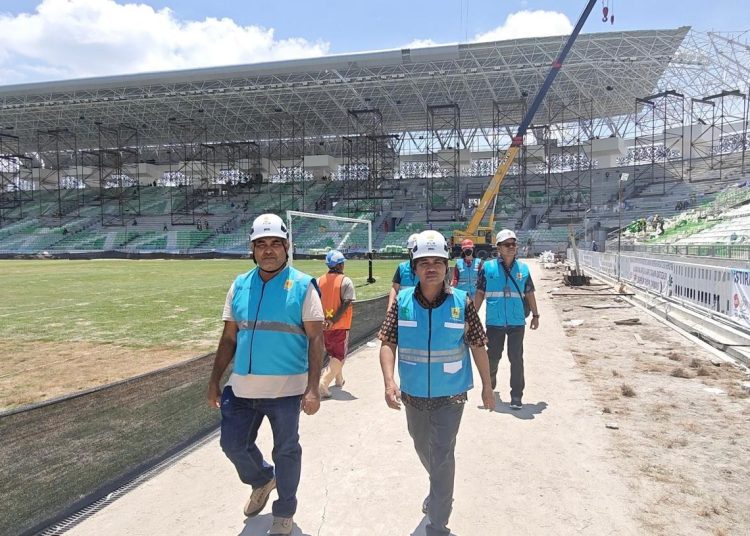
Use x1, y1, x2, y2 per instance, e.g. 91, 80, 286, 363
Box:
617, 172, 629, 280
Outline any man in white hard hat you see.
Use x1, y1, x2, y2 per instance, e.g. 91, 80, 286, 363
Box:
379, 230, 495, 536
318, 250, 356, 398
387, 232, 420, 310
474, 229, 539, 410
206, 213, 324, 536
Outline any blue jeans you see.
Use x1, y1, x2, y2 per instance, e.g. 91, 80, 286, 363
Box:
219, 386, 303, 518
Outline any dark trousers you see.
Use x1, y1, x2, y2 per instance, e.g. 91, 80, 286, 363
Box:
405, 402, 465, 536
219, 386, 302, 518
486, 325, 525, 400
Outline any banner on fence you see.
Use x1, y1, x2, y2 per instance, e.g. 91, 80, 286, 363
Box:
630, 260, 673, 296
730, 269, 750, 328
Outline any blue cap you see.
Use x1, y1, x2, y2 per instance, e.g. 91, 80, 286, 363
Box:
325, 250, 346, 268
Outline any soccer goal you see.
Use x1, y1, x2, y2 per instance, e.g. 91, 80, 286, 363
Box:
286, 210, 375, 282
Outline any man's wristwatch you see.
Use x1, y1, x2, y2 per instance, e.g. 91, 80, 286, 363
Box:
532, 314, 540, 318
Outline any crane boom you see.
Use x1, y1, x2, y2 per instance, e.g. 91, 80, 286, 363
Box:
453, 0, 599, 253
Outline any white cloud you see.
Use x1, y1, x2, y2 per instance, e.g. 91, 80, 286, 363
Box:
474, 10, 573, 42
0, 0, 330, 84
402, 38, 442, 49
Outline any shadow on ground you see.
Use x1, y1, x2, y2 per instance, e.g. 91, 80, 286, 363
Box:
240, 512, 313, 536
476, 394, 548, 420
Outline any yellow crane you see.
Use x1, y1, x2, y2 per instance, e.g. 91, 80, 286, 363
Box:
451, 0, 600, 256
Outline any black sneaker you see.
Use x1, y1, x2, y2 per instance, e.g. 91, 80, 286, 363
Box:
510, 399, 523, 410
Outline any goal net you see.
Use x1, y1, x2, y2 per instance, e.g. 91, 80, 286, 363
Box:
286, 210, 373, 261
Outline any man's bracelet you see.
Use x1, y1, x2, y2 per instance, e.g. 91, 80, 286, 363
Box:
532, 314, 540, 318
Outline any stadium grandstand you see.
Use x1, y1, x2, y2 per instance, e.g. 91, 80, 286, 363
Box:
0, 28, 748, 258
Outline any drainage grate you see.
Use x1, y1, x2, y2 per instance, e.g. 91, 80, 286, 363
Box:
37, 430, 219, 535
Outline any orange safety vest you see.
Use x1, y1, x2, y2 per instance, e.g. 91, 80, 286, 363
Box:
318, 272, 353, 330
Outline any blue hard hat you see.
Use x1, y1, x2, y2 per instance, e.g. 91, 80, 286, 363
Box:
325, 250, 346, 268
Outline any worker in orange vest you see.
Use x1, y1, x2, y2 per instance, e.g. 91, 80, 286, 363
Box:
318, 250, 356, 397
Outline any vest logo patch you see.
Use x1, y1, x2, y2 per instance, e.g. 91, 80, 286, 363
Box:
325, 308, 335, 320
284, 279, 294, 290
451, 307, 460, 319
399, 306, 411, 319
516, 272, 523, 280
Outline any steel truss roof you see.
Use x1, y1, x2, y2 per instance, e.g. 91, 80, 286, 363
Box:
0, 27, 689, 153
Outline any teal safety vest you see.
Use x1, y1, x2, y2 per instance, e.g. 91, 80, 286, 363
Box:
483, 259, 530, 327
396, 287, 474, 398
455, 257, 481, 298
231, 266, 312, 376
398, 260, 419, 288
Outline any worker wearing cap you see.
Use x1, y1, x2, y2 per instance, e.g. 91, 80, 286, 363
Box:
387, 232, 421, 310
450, 238, 482, 298
379, 230, 495, 536
318, 250, 356, 398
474, 229, 540, 410
206, 213, 324, 536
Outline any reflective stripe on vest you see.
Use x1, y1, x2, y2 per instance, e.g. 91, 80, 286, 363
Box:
318, 272, 353, 330
231, 266, 312, 376
398, 260, 418, 288
455, 257, 481, 297
396, 287, 473, 398
483, 259, 529, 327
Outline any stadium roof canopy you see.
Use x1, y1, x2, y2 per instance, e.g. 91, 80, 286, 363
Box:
0, 27, 689, 152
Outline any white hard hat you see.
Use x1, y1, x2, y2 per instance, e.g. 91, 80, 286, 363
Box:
250, 213, 288, 242
411, 231, 449, 260
495, 229, 517, 244
406, 233, 420, 249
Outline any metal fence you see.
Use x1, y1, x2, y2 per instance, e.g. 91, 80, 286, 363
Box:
1, 295, 387, 536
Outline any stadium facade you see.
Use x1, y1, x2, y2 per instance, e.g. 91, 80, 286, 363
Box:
0, 27, 748, 255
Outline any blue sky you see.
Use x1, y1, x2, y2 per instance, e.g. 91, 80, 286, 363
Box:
1, 0, 748, 85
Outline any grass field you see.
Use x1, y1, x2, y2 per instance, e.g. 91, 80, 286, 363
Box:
0, 258, 399, 409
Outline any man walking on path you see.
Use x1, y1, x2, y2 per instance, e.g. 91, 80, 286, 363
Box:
474, 229, 540, 410
206, 213, 324, 536
379, 230, 495, 536
318, 249, 356, 398
450, 238, 482, 299
387, 232, 420, 309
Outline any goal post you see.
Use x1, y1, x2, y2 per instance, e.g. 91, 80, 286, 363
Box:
286, 210, 376, 283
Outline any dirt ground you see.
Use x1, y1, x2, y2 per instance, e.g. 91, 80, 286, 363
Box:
0, 340, 206, 410
540, 265, 750, 536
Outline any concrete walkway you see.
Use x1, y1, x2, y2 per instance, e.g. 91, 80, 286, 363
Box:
66, 262, 639, 536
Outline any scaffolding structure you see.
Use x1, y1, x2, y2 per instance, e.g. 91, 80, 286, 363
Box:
689, 89, 747, 182
342, 109, 392, 216
426, 103, 461, 221
213, 141, 263, 199
167, 122, 210, 225
633, 90, 685, 193
492, 99, 528, 217
269, 113, 305, 213
37, 128, 82, 223
546, 97, 594, 219
0, 133, 33, 226
84, 125, 141, 226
